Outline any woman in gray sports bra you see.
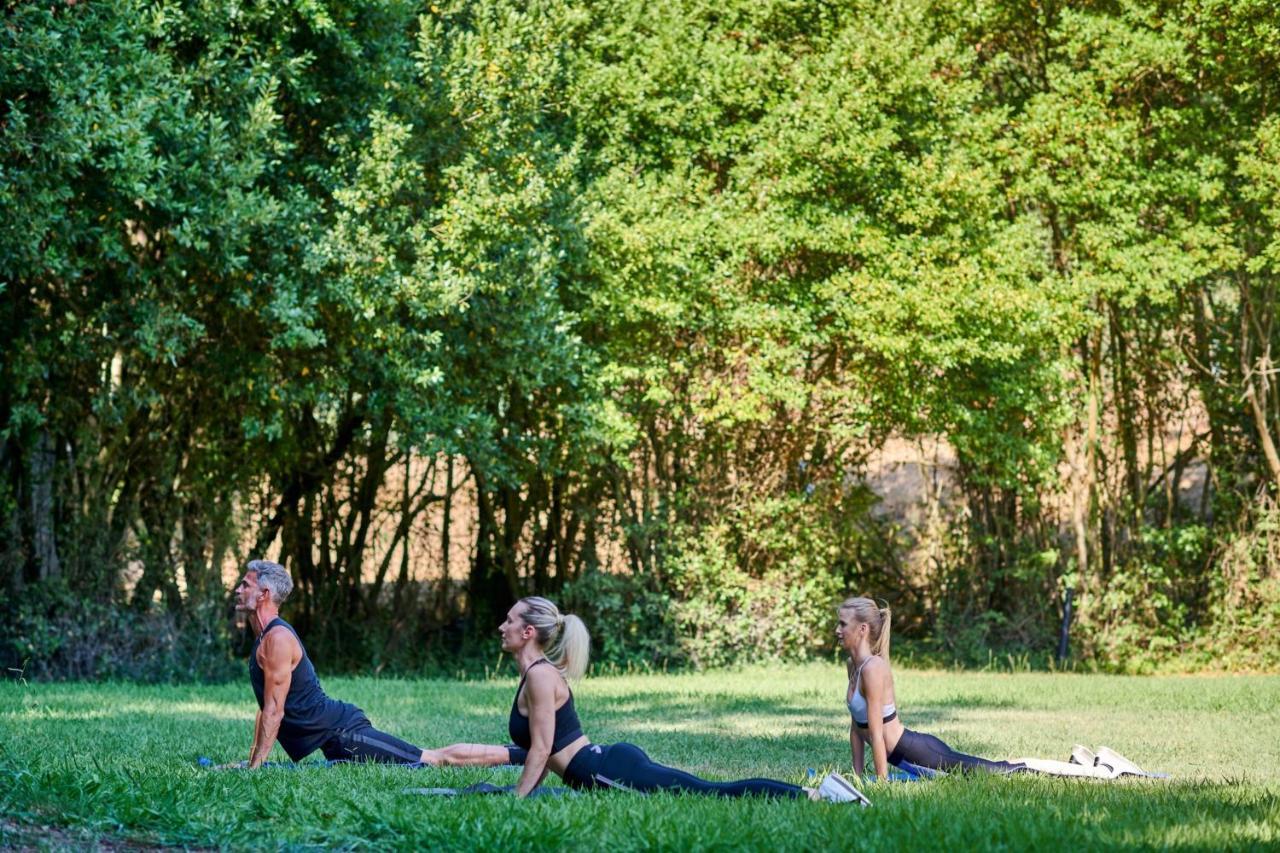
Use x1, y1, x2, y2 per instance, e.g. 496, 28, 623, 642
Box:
838, 596, 1026, 780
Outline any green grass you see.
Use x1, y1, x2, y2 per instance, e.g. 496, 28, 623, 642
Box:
2, 665, 1278, 850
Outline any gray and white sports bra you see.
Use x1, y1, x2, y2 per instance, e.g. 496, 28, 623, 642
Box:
847, 656, 897, 729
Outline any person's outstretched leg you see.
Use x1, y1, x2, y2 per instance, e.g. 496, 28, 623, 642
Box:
422, 743, 526, 767
322, 721, 426, 764
330, 735, 526, 767
889, 730, 1026, 774
597, 743, 806, 798
701, 777, 810, 797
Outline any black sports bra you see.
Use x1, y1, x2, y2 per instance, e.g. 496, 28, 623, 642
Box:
508, 659, 585, 754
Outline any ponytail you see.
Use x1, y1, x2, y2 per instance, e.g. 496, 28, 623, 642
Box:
873, 603, 891, 661
517, 596, 591, 680
552, 614, 590, 680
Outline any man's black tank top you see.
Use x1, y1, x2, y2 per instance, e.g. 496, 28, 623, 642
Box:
249, 617, 361, 761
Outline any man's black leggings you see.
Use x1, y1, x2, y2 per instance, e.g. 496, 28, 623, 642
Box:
888, 729, 1026, 774
319, 716, 423, 765
564, 743, 806, 798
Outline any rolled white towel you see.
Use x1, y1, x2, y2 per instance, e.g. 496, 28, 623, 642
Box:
1015, 757, 1118, 779
1069, 744, 1097, 767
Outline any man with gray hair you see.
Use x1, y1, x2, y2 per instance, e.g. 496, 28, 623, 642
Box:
230, 559, 434, 767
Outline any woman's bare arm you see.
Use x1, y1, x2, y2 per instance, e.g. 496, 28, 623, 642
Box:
514, 669, 557, 797
848, 681, 865, 774
863, 662, 891, 780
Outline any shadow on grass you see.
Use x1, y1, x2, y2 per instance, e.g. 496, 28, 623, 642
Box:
6, 677, 1042, 776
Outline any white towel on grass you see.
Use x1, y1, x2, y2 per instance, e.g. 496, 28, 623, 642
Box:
1014, 757, 1169, 779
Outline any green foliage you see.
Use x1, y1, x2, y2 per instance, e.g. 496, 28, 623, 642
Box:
5, 0, 1280, 676
1201, 502, 1280, 672
560, 570, 677, 668
666, 496, 852, 668
1078, 524, 1210, 672
2, 581, 237, 683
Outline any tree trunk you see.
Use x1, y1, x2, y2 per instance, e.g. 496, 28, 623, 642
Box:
1241, 282, 1280, 492
29, 428, 61, 582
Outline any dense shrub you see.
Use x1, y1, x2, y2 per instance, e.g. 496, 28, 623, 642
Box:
561, 570, 679, 669
1198, 505, 1280, 672
2, 583, 238, 682
665, 512, 846, 669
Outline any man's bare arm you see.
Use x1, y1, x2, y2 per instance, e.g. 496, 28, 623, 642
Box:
250, 710, 263, 761
248, 629, 296, 768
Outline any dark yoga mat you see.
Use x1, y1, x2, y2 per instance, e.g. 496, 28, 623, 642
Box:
404, 782, 579, 798
196, 756, 524, 771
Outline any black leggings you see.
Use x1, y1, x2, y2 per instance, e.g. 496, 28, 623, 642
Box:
319, 718, 423, 764
888, 728, 1026, 774
563, 743, 806, 798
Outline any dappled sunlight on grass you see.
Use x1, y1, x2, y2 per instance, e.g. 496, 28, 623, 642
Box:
2, 667, 1277, 848
5, 700, 248, 724
605, 711, 835, 737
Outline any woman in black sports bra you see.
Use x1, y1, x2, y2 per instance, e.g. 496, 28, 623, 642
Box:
444, 595, 867, 801
838, 596, 1026, 779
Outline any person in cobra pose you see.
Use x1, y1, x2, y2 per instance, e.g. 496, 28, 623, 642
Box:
837, 596, 1027, 780
231, 559, 512, 768
437, 595, 868, 802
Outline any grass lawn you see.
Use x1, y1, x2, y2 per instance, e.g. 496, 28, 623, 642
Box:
2, 664, 1278, 850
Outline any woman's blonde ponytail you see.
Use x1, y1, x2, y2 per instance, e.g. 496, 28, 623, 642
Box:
552, 614, 590, 680
872, 603, 891, 661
